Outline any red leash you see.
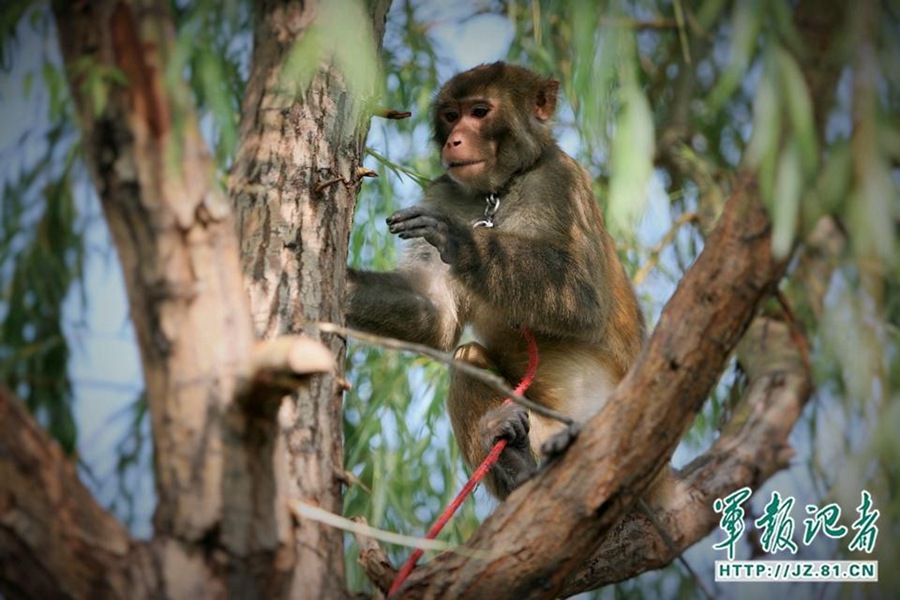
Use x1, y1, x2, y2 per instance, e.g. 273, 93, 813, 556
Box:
388, 329, 539, 597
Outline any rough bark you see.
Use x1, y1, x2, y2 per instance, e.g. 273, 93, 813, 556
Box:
228, 1, 391, 598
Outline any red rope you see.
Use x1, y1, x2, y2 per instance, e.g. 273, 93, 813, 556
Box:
388, 328, 539, 597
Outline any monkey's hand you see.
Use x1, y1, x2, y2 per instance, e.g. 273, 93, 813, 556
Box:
387, 206, 473, 266
479, 404, 537, 496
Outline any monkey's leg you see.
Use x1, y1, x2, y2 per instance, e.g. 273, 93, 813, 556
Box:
448, 342, 538, 499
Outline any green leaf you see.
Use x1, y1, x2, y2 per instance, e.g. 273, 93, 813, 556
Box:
706, 0, 761, 112
850, 153, 897, 269
0, 0, 31, 70
767, 0, 804, 52
366, 147, 430, 188
804, 142, 850, 229
695, 0, 728, 32
88, 68, 108, 117
777, 45, 818, 175
281, 0, 383, 124
22, 69, 33, 96
771, 141, 803, 258
41, 60, 67, 121
608, 83, 654, 235
744, 51, 781, 201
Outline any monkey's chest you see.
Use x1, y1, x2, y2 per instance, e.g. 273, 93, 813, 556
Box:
466, 301, 513, 346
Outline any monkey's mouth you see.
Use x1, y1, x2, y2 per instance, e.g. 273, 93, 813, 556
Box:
447, 160, 484, 169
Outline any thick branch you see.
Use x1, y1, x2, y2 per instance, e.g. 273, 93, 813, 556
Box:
561, 316, 811, 594
552, 3, 847, 590
563, 208, 846, 592
398, 177, 788, 598
0, 388, 159, 599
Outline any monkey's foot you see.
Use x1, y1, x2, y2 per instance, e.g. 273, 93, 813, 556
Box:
479, 404, 538, 498
540, 422, 582, 465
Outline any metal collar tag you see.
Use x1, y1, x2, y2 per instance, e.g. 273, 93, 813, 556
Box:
473, 193, 500, 228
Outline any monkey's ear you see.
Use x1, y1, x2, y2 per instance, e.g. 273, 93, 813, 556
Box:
534, 79, 560, 121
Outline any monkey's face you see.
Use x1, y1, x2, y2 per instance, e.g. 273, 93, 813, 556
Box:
432, 63, 561, 193
437, 97, 499, 190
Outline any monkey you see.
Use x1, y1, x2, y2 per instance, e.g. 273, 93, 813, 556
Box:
346, 62, 644, 499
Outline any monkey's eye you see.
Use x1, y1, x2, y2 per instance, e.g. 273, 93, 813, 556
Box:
443, 110, 460, 123
471, 106, 490, 118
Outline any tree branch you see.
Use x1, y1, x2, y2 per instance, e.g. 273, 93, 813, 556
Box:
561, 316, 811, 594
0, 387, 159, 598
319, 323, 573, 425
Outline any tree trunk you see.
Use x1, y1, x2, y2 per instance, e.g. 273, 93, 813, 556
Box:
52, 1, 257, 595
0, 1, 387, 598
229, 1, 391, 597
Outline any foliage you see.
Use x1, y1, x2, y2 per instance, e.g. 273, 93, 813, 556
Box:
168, 0, 251, 166
1, 4, 82, 452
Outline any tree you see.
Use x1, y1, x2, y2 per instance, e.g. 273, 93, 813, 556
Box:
1, 1, 897, 599
2, 0, 389, 597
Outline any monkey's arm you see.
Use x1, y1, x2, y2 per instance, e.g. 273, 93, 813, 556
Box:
346, 268, 461, 351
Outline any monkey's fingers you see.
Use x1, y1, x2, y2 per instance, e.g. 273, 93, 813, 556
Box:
388, 215, 445, 236
395, 227, 442, 244
386, 205, 438, 226
480, 404, 531, 451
